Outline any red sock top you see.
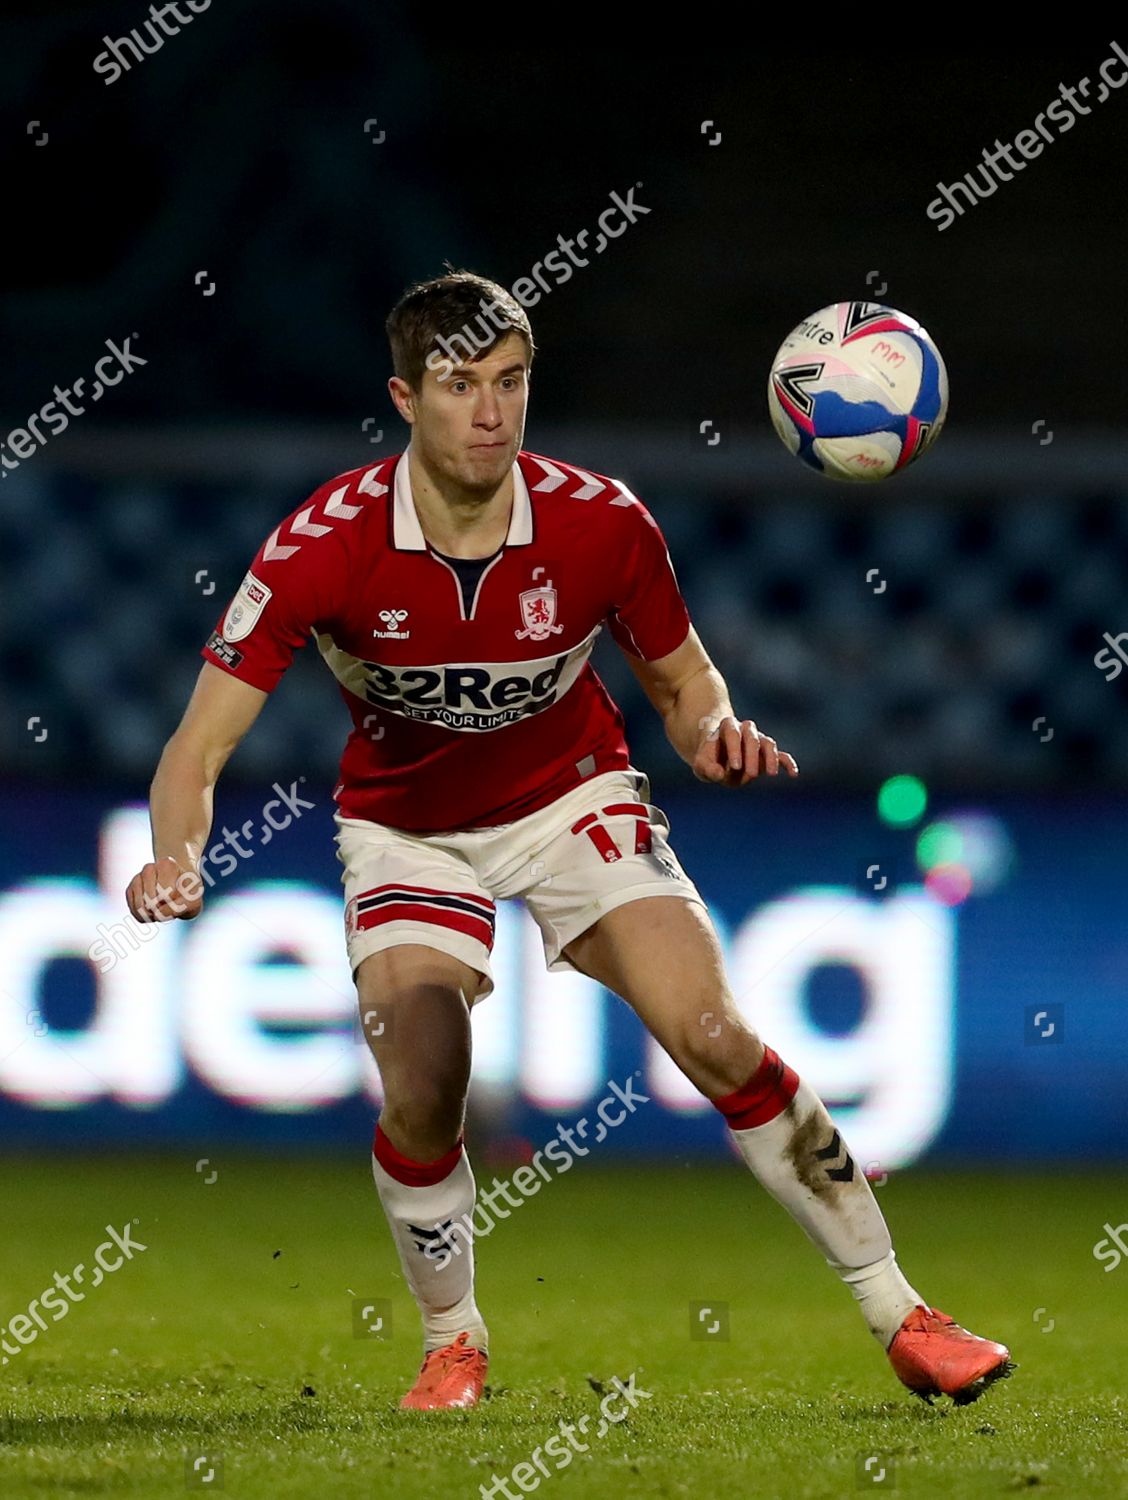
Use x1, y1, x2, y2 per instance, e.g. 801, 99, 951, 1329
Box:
713, 1046, 799, 1130
372, 1124, 464, 1186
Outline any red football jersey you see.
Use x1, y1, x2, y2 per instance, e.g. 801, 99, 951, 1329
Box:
202, 449, 692, 832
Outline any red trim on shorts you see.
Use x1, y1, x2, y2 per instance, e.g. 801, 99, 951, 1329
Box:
713, 1046, 799, 1130
569, 807, 654, 861
354, 901, 495, 950
357, 882, 494, 911
372, 1124, 464, 1186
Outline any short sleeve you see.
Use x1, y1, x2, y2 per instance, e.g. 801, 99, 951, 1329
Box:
605, 495, 691, 661
201, 487, 350, 692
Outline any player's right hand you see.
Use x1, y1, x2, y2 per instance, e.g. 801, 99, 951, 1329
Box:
125, 856, 203, 923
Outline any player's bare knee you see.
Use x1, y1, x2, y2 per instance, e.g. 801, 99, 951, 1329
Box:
359, 988, 471, 1095
356, 949, 477, 1049
356, 943, 480, 1011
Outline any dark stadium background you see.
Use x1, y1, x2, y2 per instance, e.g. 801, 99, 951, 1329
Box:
3, 7, 1127, 1142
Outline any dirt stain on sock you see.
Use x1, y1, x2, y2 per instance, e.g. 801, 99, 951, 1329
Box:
785, 1105, 843, 1204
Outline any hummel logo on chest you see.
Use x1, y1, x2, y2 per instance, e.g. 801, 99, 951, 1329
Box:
373, 608, 410, 640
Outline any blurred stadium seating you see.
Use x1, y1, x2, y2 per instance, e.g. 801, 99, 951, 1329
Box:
3, 431, 1123, 792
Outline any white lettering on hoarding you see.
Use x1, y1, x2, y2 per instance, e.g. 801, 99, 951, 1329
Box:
0, 808, 953, 1167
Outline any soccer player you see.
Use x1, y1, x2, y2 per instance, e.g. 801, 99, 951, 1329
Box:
126, 271, 1012, 1411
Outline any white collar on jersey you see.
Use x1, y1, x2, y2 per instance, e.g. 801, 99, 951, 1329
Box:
392, 448, 533, 550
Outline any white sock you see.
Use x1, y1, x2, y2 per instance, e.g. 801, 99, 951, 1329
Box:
719, 1050, 923, 1347
371, 1125, 488, 1354
839, 1250, 925, 1349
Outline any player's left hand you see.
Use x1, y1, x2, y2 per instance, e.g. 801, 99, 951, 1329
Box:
692, 715, 799, 786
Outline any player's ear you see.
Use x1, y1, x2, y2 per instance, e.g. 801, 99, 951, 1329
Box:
388, 375, 416, 424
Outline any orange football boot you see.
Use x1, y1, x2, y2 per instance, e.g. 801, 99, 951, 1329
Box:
888, 1304, 1014, 1405
399, 1331, 488, 1411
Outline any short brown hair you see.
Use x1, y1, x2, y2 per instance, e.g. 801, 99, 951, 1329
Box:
386, 268, 535, 390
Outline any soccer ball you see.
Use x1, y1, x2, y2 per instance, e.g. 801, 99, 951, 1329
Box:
768, 301, 948, 482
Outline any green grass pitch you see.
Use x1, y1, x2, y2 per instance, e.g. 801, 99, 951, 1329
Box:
0, 1155, 1124, 1497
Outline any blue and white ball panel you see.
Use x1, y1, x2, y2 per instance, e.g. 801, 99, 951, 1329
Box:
812, 431, 902, 481
811, 374, 900, 432
909, 331, 948, 424
847, 331, 926, 415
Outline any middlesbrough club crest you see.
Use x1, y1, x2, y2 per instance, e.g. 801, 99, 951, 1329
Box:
515, 584, 563, 642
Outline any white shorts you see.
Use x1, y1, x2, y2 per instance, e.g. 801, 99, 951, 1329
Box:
334, 767, 707, 1001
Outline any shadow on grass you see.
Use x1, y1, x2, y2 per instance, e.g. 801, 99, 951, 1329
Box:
0, 1399, 344, 1446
